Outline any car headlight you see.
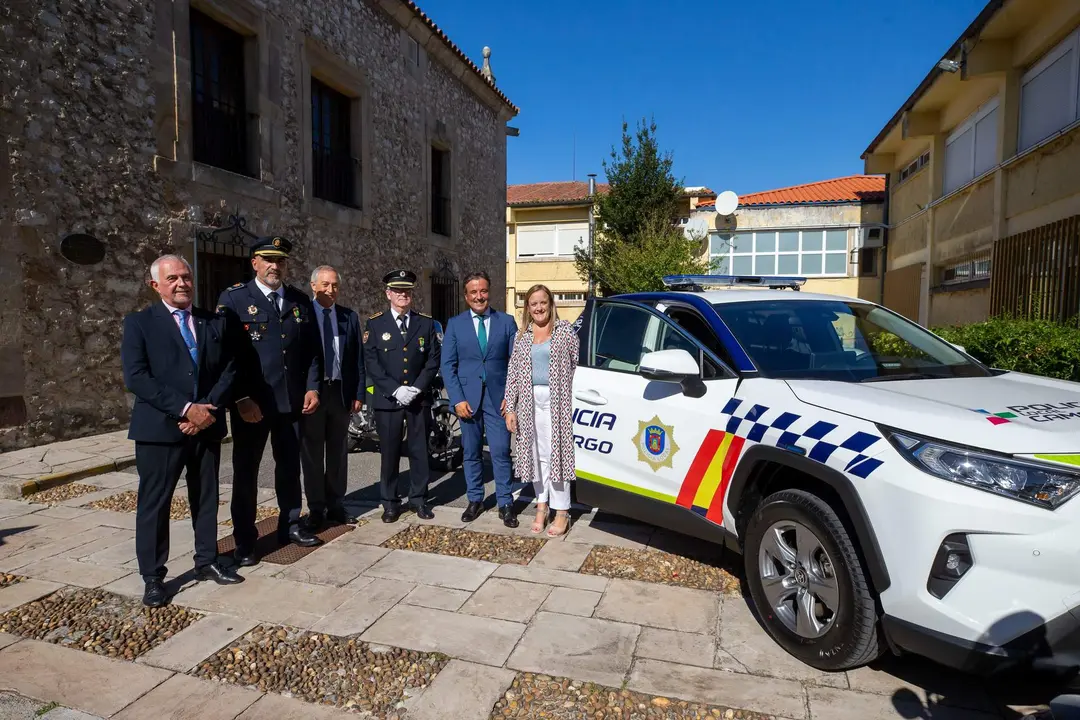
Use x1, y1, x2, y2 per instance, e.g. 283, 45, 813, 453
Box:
884, 430, 1080, 509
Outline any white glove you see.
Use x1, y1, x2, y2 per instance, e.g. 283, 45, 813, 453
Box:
403, 386, 422, 402
392, 387, 412, 405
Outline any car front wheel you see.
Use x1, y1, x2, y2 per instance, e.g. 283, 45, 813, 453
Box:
743, 489, 881, 672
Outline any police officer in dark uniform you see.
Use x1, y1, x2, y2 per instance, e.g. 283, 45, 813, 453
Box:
363, 270, 440, 523
216, 235, 324, 564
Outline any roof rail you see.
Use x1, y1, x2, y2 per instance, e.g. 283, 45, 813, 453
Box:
661, 274, 807, 292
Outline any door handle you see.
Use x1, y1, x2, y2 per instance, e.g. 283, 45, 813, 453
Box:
574, 389, 608, 405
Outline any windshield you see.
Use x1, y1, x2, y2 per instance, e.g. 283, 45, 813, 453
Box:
711, 299, 993, 382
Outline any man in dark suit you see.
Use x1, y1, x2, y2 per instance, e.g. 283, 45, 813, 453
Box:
216, 236, 323, 566
440, 270, 520, 527
300, 265, 363, 529
121, 254, 244, 608
363, 270, 440, 523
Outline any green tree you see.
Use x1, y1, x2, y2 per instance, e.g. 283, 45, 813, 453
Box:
580, 210, 715, 295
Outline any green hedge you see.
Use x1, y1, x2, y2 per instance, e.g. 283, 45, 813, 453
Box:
931, 317, 1080, 382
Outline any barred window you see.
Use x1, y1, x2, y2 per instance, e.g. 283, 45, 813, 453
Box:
311, 78, 357, 208
190, 9, 250, 176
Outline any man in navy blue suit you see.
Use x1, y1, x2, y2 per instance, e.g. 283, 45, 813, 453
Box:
121, 255, 244, 608
300, 265, 364, 529
440, 271, 520, 527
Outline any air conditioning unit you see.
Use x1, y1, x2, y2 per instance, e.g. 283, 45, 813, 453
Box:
856, 226, 884, 249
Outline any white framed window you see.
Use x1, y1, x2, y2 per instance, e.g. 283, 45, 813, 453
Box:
516, 222, 588, 258
709, 229, 849, 277
1018, 27, 1080, 152
941, 253, 991, 285
898, 150, 930, 184
943, 96, 999, 194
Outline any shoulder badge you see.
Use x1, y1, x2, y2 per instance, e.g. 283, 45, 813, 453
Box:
216, 304, 227, 314
369, 311, 384, 319
417, 312, 431, 318
228, 283, 245, 290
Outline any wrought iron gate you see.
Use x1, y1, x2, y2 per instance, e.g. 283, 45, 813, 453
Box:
430, 261, 458, 327
192, 213, 258, 308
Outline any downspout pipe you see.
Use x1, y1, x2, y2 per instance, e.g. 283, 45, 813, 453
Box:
879, 173, 890, 306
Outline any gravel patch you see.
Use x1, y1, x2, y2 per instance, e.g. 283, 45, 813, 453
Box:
219, 506, 279, 527
193, 625, 449, 716
490, 673, 774, 719
580, 546, 741, 595
0, 574, 23, 589
381, 525, 544, 565
88, 490, 190, 519
28, 483, 101, 505
0, 587, 202, 660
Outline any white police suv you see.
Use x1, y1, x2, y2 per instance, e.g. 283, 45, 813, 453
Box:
571, 274, 1080, 676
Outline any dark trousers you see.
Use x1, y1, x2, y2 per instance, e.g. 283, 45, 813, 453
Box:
300, 381, 350, 514
134, 437, 220, 580
229, 410, 303, 550
375, 403, 430, 508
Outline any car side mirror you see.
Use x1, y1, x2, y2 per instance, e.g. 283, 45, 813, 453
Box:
640, 349, 706, 398
951, 343, 966, 353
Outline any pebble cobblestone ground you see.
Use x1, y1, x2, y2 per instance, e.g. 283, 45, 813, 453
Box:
0, 588, 201, 661
193, 624, 449, 716
382, 525, 546, 565
490, 674, 776, 720
27, 483, 101, 505
0, 574, 23, 589
580, 546, 742, 595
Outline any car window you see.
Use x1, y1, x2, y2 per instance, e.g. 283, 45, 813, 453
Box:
711, 299, 992, 381
588, 302, 722, 377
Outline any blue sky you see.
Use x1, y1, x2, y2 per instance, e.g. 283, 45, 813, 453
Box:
428, 0, 987, 195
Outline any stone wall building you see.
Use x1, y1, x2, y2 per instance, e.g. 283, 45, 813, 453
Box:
0, 0, 518, 450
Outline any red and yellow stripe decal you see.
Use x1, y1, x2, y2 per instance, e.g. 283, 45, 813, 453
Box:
675, 430, 745, 524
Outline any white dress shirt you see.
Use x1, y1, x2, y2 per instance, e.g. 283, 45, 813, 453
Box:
161, 300, 196, 419
314, 301, 342, 381
471, 308, 491, 340
390, 307, 412, 332
255, 277, 282, 309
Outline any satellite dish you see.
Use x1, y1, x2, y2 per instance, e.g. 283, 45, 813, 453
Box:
714, 190, 739, 216
683, 215, 710, 239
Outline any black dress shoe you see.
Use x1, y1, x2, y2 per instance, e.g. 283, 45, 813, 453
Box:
461, 501, 484, 523
196, 562, 244, 585
284, 526, 322, 547
410, 502, 435, 520
234, 548, 258, 567
498, 505, 519, 528
327, 508, 358, 525
143, 579, 168, 608
305, 509, 326, 531
382, 504, 402, 523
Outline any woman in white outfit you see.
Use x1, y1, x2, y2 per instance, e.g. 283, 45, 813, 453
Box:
504, 285, 579, 537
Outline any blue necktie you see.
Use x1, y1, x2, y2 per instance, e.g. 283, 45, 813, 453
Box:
322, 307, 336, 381
174, 309, 197, 366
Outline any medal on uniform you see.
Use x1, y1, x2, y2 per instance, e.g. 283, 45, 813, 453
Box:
247, 304, 258, 315
251, 331, 261, 340
382, 332, 391, 341
292, 307, 302, 323
419, 337, 425, 352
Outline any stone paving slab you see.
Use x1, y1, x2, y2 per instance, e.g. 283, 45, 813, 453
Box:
845, 661, 1000, 714
136, 613, 259, 673
405, 659, 516, 720
72, 508, 140, 530
506, 611, 640, 688
13, 557, 131, 589
635, 626, 716, 669
0, 631, 22, 650
235, 692, 357, 719
0, 500, 39, 519
492, 562, 610, 592
0, 525, 125, 571
363, 549, 497, 591
40, 708, 105, 720
400, 584, 472, 612
310, 577, 414, 636
275, 544, 389, 587
0, 639, 173, 717
183, 575, 357, 625
113, 673, 262, 720
337, 520, 408, 546
565, 516, 656, 549
807, 686, 1000, 720
29, 505, 95, 520
539, 586, 601, 617
60, 529, 135, 563
527, 538, 593, 571
459, 577, 552, 623
595, 578, 719, 634
715, 597, 848, 688
0, 578, 65, 614
627, 658, 808, 719
360, 603, 526, 666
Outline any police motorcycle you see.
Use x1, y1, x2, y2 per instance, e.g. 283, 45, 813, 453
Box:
347, 321, 463, 471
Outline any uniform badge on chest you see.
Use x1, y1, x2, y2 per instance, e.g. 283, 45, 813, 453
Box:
382, 332, 391, 341
247, 304, 258, 316
419, 337, 426, 352
292, 307, 303, 323
244, 323, 261, 341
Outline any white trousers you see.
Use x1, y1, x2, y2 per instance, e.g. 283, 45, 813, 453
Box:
530, 385, 571, 511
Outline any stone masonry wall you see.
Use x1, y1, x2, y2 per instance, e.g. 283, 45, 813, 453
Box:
0, 0, 512, 449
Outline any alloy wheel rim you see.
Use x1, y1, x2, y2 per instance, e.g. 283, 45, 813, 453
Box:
758, 520, 839, 639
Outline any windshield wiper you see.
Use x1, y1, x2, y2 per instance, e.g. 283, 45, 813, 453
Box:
859, 372, 943, 383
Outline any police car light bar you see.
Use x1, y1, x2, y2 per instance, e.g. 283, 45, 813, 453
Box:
661, 274, 807, 291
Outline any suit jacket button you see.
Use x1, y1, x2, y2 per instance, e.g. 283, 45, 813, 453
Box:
281, 334, 286, 339
403, 368, 408, 374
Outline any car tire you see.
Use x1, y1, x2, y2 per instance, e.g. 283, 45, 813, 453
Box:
743, 488, 881, 672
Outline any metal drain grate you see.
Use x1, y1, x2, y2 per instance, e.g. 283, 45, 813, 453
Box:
216, 515, 355, 565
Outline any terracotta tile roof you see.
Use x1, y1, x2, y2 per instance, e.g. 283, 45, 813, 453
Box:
403, 1, 518, 113
507, 182, 716, 206
696, 175, 885, 208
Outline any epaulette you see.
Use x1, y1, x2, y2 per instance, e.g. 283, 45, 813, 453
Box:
417, 312, 431, 318
369, 311, 384, 319
228, 282, 245, 290
215, 304, 227, 314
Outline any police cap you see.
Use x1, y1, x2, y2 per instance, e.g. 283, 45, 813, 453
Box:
384, 269, 417, 289
251, 235, 292, 259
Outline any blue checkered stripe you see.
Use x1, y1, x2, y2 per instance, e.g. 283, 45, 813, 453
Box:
720, 398, 884, 479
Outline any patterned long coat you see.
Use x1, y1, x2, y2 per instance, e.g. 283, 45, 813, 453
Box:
504, 319, 579, 486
